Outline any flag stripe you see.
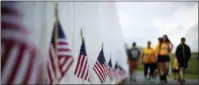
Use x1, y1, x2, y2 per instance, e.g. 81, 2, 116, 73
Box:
1, 7, 20, 16
7, 44, 25, 84
49, 47, 57, 76
77, 55, 85, 77
96, 62, 106, 80
94, 63, 105, 82
58, 42, 68, 45
61, 57, 73, 77
28, 63, 39, 84
2, 15, 21, 25
2, 22, 25, 31
74, 55, 81, 75
84, 68, 89, 80
93, 67, 104, 83
59, 56, 70, 68
22, 49, 34, 84
2, 43, 19, 83
1, 42, 5, 57
47, 63, 53, 84
58, 48, 71, 52
81, 59, 88, 78
1, 41, 14, 72
13, 49, 30, 84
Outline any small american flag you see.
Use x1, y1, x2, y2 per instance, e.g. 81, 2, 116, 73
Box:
106, 59, 113, 81
47, 20, 74, 84
74, 38, 90, 81
1, 2, 43, 84
113, 63, 126, 81
93, 48, 107, 83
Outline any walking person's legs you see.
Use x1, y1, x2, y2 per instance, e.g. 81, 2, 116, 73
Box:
128, 61, 133, 82
173, 69, 179, 80
132, 61, 138, 82
163, 62, 170, 83
179, 67, 185, 83
158, 62, 165, 83
149, 63, 155, 79
144, 63, 149, 80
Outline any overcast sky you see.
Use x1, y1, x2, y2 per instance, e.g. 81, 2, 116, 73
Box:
116, 2, 198, 52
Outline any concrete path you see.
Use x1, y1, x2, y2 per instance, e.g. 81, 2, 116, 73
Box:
122, 71, 198, 84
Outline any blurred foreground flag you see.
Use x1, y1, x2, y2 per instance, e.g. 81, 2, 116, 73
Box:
1, 2, 43, 84
74, 37, 91, 82
93, 46, 107, 83
46, 19, 73, 84
107, 58, 113, 81
113, 63, 126, 81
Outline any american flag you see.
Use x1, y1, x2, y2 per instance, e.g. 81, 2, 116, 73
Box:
74, 38, 90, 81
1, 2, 43, 84
47, 20, 74, 84
93, 48, 108, 83
106, 59, 113, 81
113, 63, 119, 80
113, 63, 126, 81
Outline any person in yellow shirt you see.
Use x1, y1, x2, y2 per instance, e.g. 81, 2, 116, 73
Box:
141, 41, 156, 80
156, 35, 173, 83
172, 56, 179, 80
153, 37, 162, 78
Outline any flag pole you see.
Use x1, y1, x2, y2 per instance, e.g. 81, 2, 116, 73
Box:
102, 42, 103, 50
80, 28, 85, 84
54, 3, 61, 84
80, 28, 84, 41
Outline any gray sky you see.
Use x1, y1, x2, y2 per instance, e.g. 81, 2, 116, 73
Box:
116, 2, 198, 52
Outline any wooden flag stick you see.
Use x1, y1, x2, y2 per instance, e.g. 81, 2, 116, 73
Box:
102, 42, 103, 50
80, 28, 84, 40
54, 3, 60, 84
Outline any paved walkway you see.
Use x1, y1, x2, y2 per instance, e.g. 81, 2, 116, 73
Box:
122, 71, 198, 84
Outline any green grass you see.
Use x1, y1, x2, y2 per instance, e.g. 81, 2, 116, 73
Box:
136, 53, 198, 79
137, 64, 144, 71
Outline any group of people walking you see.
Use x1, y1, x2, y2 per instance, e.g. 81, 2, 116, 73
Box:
125, 34, 191, 84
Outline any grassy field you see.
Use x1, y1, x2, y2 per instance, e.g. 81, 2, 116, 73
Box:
137, 53, 198, 79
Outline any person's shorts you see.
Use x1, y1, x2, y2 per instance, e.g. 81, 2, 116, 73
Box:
178, 63, 188, 68
153, 62, 158, 69
128, 60, 138, 72
172, 69, 179, 73
157, 55, 170, 63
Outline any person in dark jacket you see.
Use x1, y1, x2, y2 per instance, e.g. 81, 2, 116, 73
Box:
175, 37, 191, 84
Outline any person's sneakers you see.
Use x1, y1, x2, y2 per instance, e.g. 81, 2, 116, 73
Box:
149, 78, 155, 83
132, 78, 136, 82
178, 78, 181, 82
160, 80, 166, 84
179, 79, 185, 84
181, 79, 185, 84
144, 77, 150, 82
164, 77, 168, 83
129, 77, 132, 82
